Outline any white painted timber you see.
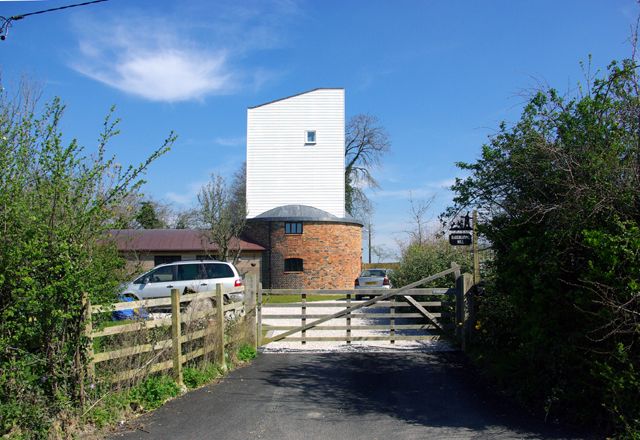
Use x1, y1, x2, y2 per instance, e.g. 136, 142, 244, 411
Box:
247, 88, 345, 218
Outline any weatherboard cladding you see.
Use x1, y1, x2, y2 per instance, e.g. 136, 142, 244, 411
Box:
109, 229, 264, 252
246, 88, 345, 219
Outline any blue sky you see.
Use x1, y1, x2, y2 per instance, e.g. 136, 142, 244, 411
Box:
0, 0, 636, 259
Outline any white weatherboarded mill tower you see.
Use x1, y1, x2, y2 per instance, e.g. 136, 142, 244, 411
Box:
246, 88, 346, 218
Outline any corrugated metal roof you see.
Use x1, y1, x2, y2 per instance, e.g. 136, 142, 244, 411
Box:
108, 229, 265, 252
249, 204, 363, 226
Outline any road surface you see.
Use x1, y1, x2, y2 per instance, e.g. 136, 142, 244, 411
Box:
110, 352, 584, 440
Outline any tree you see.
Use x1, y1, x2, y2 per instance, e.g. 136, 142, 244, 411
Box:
197, 167, 247, 263
345, 114, 390, 219
0, 85, 174, 435
135, 200, 166, 229
446, 59, 640, 434
404, 193, 435, 247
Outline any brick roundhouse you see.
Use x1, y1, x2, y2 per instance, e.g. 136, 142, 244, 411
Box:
245, 205, 362, 289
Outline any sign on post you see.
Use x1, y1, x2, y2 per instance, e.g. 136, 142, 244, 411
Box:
449, 232, 472, 246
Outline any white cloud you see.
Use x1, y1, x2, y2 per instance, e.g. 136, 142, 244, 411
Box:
69, 3, 300, 102
78, 50, 231, 102
71, 16, 234, 102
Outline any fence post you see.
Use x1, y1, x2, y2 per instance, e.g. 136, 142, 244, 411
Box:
82, 292, 95, 382
171, 288, 183, 387
301, 292, 307, 345
455, 273, 473, 351
216, 284, 227, 371
257, 283, 263, 346
390, 295, 396, 345
451, 261, 461, 279
244, 274, 258, 349
346, 292, 352, 344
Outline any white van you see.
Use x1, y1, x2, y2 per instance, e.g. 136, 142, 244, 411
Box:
121, 260, 244, 302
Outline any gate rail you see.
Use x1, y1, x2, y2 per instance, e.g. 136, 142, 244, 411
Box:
258, 262, 475, 348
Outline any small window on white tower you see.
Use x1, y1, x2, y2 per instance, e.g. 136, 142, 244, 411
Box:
305, 130, 316, 144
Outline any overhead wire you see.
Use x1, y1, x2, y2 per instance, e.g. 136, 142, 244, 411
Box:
1, 0, 109, 40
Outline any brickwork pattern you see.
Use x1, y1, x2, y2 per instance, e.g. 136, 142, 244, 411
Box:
245, 221, 362, 289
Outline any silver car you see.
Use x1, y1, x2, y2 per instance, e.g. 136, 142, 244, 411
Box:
121, 260, 244, 303
354, 268, 393, 300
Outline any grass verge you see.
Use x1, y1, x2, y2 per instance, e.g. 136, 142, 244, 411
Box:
83, 344, 258, 435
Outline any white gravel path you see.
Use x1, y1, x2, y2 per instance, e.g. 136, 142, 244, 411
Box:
260, 299, 455, 353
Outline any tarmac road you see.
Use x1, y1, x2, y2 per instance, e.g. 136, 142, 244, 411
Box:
110, 352, 585, 440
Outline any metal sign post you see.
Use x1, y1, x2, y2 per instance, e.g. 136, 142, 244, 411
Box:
449, 210, 481, 285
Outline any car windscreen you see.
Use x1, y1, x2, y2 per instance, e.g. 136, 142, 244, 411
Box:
204, 263, 234, 279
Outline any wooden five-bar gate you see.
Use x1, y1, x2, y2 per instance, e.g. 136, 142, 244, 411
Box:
258, 263, 475, 348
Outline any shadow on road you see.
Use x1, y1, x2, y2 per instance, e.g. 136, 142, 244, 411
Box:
260, 352, 580, 439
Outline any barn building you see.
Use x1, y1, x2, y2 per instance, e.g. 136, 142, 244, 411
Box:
244, 88, 363, 289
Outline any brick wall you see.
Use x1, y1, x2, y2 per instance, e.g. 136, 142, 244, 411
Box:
245, 220, 362, 289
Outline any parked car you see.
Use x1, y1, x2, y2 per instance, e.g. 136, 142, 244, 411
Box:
120, 260, 244, 303
354, 268, 394, 300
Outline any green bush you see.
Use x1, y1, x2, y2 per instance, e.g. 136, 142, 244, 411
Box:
448, 59, 640, 436
0, 85, 174, 437
129, 376, 181, 411
392, 239, 472, 288
237, 344, 257, 362
183, 364, 221, 389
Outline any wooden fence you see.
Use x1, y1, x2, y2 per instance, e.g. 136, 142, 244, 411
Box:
85, 276, 259, 387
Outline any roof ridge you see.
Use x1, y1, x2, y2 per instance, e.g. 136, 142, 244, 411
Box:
248, 88, 344, 110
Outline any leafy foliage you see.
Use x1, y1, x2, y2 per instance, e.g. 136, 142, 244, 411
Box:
129, 376, 181, 411
0, 86, 173, 437
183, 364, 221, 389
447, 59, 639, 435
392, 239, 471, 288
135, 200, 166, 229
237, 344, 257, 362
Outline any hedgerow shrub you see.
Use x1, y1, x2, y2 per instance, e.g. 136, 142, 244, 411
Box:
0, 84, 174, 438
392, 239, 472, 288
448, 59, 639, 436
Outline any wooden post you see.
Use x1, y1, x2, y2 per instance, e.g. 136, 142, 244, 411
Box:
451, 261, 461, 279
301, 292, 307, 345
346, 292, 352, 344
245, 274, 258, 348
455, 275, 464, 343
257, 283, 263, 346
171, 288, 183, 387
82, 292, 95, 383
215, 284, 226, 371
81, 292, 96, 411
390, 295, 396, 344
472, 210, 481, 286
455, 274, 473, 351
